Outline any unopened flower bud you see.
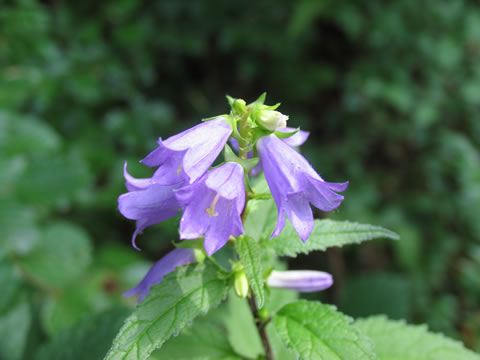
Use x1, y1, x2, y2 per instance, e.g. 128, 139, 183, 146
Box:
267, 270, 333, 292
193, 248, 206, 263
232, 99, 247, 114
257, 110, 288, 131
234, 269, 249, 298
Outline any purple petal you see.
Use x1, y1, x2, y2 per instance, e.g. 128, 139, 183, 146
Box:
124, 248, 196, 302
118, 183, 182, 249
267, 270, 333, 292
284, 192, 314, 242
257, 134, 347, 241
277, 127, 310, 147
123, 162, 152, 191
142, 117, 232, 184
177, 162, 245, 255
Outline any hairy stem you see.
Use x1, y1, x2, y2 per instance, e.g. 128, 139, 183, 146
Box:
248, 294, 273, 360
238, 111, 250, 160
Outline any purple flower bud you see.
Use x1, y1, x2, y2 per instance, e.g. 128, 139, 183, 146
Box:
267, 270, 333, 292
124, 248, 196, 302
141, 117, 232, 185
175, 162, 245, 256
118, 164, 182, 250
257, 134, 348, 241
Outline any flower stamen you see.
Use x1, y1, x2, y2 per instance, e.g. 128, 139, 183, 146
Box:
205, 193, 220, 217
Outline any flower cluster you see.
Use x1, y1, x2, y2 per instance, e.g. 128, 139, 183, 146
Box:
119, 94, 347, 300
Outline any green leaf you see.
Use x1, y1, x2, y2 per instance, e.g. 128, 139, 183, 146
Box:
273, 300, 375, 360
152, 319, 241, 360
0, 252, 24, 314
0, 201, 40, 255
0, 291, 31, 360
356, 316, 480, 360
104, 262, 230, 360
21, 221, 93, 288
15, 153, 91, 207
235, 235, 265, 308
0, 111, 61, 155
264, 219, 399, 257
42, 287, 93, 335
35, 308, 129, 360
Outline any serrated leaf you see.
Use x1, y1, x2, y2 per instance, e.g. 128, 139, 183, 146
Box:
264, 219, 399, 257
152, 319, 241, 360
273, 300, 375, 360
21, 221, 93, 288
104, 262, 230, 360
235, 235, 265, 308
35, 308, 129, 360
356, 316, 480, 360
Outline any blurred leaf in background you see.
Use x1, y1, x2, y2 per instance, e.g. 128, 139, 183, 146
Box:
1, 0, 479, 357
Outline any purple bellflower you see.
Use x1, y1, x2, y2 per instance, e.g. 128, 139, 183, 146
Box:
118, 163, 182, 249
267, 270, 333, 292
141, 117, 232, 185
123, 248, 196, 302
175, 162, 245, 256
257, 134, 348, 241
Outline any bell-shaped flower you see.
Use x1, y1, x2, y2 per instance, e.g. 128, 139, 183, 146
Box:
118, 164, 182, 250
257, 134, 348, 241
141, 117, 232, 185
267, 270, 333, 292
123, 248, 196, 302
175, 162, 245, 256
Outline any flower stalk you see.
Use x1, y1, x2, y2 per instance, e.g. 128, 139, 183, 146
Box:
247, 293, 273, 360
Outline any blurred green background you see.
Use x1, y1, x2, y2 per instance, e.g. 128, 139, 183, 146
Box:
1, 0, 480, 358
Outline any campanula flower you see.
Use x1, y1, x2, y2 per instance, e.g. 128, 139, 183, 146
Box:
175, 162, 245, 256
267, 270, 333, 292
257, 134, 348, 241
123, 248, 195, 302
118, 164, 182, 249
141, 117, 232, 185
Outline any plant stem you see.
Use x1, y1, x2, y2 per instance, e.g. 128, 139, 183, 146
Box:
247, 294, 273, 360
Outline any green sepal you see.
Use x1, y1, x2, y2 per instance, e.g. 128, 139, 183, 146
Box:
274, 127, 299, 139
223, 144, 260, 173
251, 92, 266, 106
226, 95, 234, 107
202, 114, 229, 121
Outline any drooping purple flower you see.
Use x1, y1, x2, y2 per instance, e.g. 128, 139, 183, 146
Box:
141, 117, 232, 185
118, 164, 182, 249
257, 134, 348, 241
267, 270, 333, 292
123, 248, 196, 302
175, 162, 245, 256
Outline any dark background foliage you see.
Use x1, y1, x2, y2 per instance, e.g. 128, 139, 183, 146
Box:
1, 0, 479, 358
